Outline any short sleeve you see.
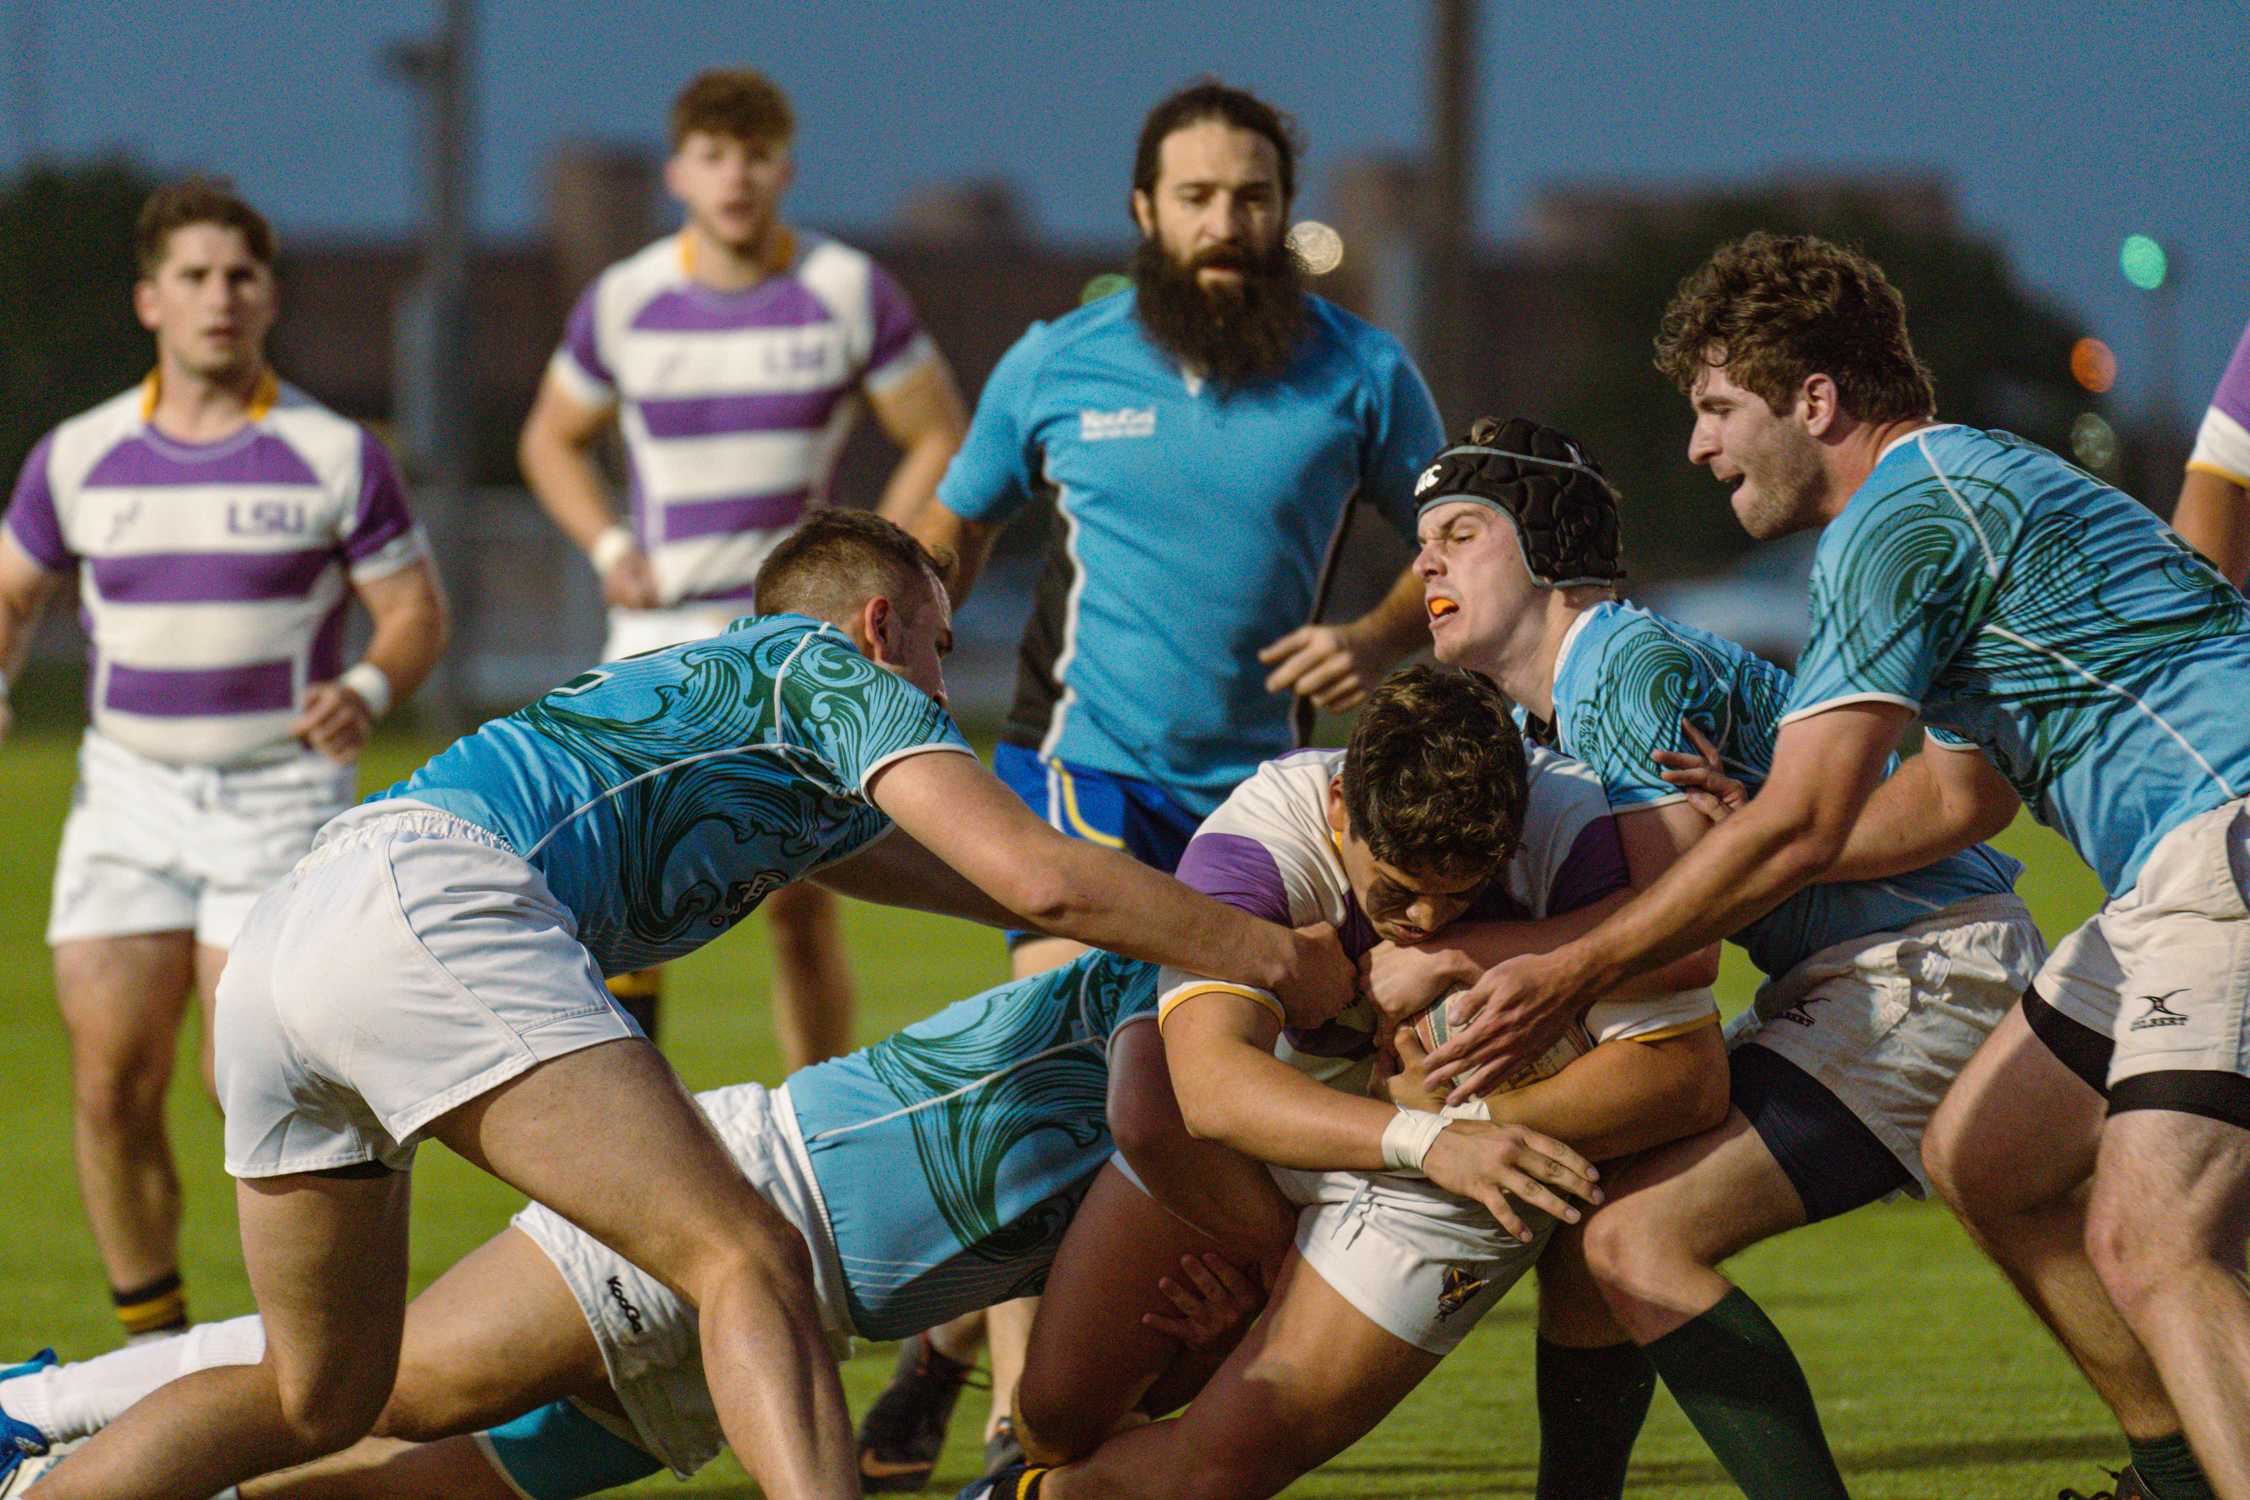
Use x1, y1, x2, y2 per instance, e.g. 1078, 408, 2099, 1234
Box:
1173, 831, 1294, 925
1924, 724, 1982, 752
934, 324, 1047, 524
1782, 491, 1991, 728
1572, 621, 1731, 811
548, 281, 617, 410
1544, 814, 1629, 915
861, 261, 935, 394
342, 429, 426, 580
3, 432, 70, 571
773, 630, 972, 797
2188, 318, 2250, 486
1356, 340, 1445, 540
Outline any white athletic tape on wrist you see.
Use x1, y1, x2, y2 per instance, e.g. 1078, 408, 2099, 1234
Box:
340, 662, 393, 721
589, 524, 638, 575
1381, 1108, 1449, 1174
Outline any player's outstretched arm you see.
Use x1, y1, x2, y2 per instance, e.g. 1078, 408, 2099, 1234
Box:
1654, 718, 2021, 883
0, 534, 63, 745
808, 828, 1027, 929
1162, 989, 1599, 1244
1422, 701, 1909, 1103
869, 750, 1356, 1024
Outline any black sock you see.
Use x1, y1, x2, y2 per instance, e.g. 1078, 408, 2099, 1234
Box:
1642, 1288, 1848, 1500
113, 1270, 188, 1342
1534, 1338, 1656, 1500
2128, 1432, 2218, 1500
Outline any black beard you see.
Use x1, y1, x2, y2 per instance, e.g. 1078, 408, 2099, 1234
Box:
1130, 235, 1308, 386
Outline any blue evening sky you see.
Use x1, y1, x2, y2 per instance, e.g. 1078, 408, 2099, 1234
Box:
9, 0, 2241, 428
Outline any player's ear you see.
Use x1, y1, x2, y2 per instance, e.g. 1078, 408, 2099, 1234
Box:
848, 594, 889, 663
132, 277, 161, 332
1130, 189, 1156, 239
1326, 776, 1350, 836
1799, 374, 1842, 439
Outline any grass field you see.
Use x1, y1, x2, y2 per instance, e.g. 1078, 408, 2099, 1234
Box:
0, 723, 2127, 1497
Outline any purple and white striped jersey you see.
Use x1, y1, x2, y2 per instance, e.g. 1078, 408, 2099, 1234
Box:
2189, 316, 2250, 487
3, 372, 427, 767
548, 232, 935, 609
1155, 747, 1718, 1099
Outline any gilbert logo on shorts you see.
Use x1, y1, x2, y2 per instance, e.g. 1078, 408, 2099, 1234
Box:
1079, 406, 1156, 441
1435, 1264, 1490, 1322
2129, 991, 2191, 1031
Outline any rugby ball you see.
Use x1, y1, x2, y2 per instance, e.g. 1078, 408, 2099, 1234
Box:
1412, 987, 1594, 1096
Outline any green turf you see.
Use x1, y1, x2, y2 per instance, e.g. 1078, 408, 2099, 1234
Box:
0, 726, 2123, 1496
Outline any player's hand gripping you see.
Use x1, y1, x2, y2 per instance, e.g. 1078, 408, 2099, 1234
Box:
1360, 940, 1479, 1040
1259, 620, 1385, 714
1422, 1119, 1601, 1244
1273, 923, 1358, 1031
1418, 950, 1585, 1107
1651, 717, 1749, 824
1141, 1251, 1267, 1349
601, 545, 662, 610
293, 680, 376, 763
1371, 1022, 1446, 1112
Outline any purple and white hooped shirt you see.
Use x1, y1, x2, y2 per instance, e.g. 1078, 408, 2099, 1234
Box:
2189, 316, 2250, 488
3, 372, 427, 767
548, 232, 935, 611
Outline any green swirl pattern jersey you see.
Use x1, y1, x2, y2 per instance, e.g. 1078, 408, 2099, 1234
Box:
1785, 426, 2250, 897
788, 949, 1157, 1340
1535, 600, 2020, 978
369, 615, 971, 974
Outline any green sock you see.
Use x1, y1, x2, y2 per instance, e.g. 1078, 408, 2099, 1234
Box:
1534, 1338, 1657, 1500
2128, 1432, 2218, 1500
1642, 1287, 1849, 1500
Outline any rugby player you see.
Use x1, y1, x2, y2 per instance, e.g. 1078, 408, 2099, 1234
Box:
1419, 234, 2250, 1500
2172, 315, 2250, 587
1401, 416, 2043, 1499
877, 77, 1444, 1478
24, 511, 1356, 1500
520, 66, 967, 1058
0, 179, 447, 1344
970, 666, 1725, 1500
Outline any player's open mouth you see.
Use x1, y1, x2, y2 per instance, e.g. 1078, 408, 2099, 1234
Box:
1427, 597, 1460, 621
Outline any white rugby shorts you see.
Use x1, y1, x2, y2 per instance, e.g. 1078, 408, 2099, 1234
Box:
602, 606, 740, 664
215, 802, 638, 1177
1265, 1163, 1548, 1356
2036, 797, 2250, 1088
48, 730, 354, 950
510, 1082, 854, 1478
1727, 893, 2047, 1191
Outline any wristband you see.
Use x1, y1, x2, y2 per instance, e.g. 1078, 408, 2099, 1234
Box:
1380, 1108, 1449, 1174
588, 524, 639, 575
339, 662, 393, 720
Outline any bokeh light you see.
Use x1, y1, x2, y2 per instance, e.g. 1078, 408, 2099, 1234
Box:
2071, 412, 2120, 472
2119, 234, 2168, 292
1078, 272, 1131, 305
2069, 337, 2117, 394
1287, 220, 1345, 276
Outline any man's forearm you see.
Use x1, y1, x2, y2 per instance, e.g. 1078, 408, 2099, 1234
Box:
1479, 1028, 1726, 1161
1030, 842, 1304, 998
1169, 1025, 1408, 1172
2172, 468, 2250, 587
520, 431, 621, 553
357, 571, 450, 705
1814, 753, 2013, 884
874, 434, 960, 528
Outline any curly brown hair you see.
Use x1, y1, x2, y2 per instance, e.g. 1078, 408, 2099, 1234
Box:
1341, 665, 1527, 880
670, 68, 794, 151
134, 177, 275, 278
1654, 231, 1934, 423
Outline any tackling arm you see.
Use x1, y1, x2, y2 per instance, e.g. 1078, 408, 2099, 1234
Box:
865, 357, 968, 529
805, 828, 1026, 929
867, 749, 1354, 1022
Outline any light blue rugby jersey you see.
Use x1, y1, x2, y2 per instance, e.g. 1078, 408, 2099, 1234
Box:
1784, 426, 2250, 897
789, 948, 1157, 1341
369, 614, 971, 974
939, 288, 1442, 815
1534, 600, 2022, 979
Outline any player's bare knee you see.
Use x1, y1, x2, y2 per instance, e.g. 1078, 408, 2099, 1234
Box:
272, 1363, 393, 1456
69, 1053, 169, 1135
1581, 1195, 1692, 1294
2083, 1191, 2200, 1319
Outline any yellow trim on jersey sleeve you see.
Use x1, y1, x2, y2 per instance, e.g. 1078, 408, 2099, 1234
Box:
1618, 1012, 1723, 1045
1056, 764, 1126, 849
1157, 982, 1286, 1029
2186, 458, 2250, 489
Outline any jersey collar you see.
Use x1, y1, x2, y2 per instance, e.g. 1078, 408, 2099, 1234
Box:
139, 366, 280, 425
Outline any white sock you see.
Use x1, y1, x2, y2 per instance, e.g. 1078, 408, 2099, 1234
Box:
2, 1315, 267, 1441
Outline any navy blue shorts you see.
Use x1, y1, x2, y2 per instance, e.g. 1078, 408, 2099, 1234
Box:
1730, 1041, 1915, 1224
993, 742, 1206, 948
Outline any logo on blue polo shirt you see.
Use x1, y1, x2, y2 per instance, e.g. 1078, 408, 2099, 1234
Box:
1079, 406, 1156, 441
